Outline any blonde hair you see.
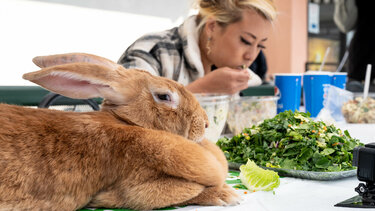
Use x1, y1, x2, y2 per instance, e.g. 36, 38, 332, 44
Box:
195, 0, 277, 32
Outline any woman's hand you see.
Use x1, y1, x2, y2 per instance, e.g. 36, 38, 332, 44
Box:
186, 67, 250, 94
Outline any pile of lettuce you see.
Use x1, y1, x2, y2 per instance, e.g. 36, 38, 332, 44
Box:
217, 110, 364, 172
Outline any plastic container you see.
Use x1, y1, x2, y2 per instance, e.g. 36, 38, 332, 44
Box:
195, 93, 231, 142
342, 93, 375, 123
226, 96, 279, 135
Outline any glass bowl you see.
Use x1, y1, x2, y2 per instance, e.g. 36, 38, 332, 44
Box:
226, 96, 279, 135
195, 93, 231, 142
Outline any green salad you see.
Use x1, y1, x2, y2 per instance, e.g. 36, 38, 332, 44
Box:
217, 110, 364, 172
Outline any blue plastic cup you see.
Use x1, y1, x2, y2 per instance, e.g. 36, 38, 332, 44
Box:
331, 72, 347, 89
274, 74, 302, 114
303, 71, 332, 117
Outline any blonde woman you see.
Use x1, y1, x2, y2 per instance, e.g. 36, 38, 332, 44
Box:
118, 0, 277, 94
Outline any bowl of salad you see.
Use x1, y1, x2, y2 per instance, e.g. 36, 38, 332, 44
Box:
342, 95, 375, 123
217, 110, 364, 180
226, 96, 279, 135
195, 93, 231, 142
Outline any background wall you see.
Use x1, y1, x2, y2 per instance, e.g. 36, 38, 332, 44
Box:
265, 0, 308, 76
0, 0, 308, 85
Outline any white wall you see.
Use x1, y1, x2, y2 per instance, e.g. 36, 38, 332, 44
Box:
0, 0, 194, 85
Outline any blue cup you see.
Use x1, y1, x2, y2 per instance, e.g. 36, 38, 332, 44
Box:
303, 71, 332, 117
274, 74, 302, 114
331, 72, 347, 89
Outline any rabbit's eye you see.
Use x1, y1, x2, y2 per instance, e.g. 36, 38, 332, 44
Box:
151, 89, 179, 109
157, 94, 171, 102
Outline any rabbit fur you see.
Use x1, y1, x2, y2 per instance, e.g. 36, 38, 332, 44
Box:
0, 53, 240, 211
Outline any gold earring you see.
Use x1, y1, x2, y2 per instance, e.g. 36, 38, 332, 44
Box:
206, 37, 212, 55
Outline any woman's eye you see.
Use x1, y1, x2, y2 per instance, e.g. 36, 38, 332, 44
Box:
157, 94, 171, 102
241, 37, 266, 49
240, 37, 252, 45
258, 44, 266, 49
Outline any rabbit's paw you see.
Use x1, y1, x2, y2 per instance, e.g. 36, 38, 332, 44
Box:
184, 184, 241, 206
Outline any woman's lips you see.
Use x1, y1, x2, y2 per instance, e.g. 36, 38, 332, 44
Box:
237, 64, 248, 70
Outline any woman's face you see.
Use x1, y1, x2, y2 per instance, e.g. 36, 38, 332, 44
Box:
207, 9, 272, 69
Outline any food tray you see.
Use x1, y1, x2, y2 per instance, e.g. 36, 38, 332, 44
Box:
229, 162, 356, 181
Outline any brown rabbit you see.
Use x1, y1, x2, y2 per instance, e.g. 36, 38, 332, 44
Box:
0, 53, 239, 211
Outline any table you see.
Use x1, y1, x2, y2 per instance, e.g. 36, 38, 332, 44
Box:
80, 124, 375, 211
176, 123, 375, 211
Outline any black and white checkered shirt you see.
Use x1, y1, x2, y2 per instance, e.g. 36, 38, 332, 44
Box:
118, 15, 261, 86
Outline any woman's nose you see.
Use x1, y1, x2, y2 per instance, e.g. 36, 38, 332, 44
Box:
244, 46, 258, 63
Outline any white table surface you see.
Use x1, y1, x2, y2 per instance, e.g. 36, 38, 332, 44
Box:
175, 123, 375, 211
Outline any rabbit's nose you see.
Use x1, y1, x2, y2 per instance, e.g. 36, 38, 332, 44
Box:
205, 122, 209, 128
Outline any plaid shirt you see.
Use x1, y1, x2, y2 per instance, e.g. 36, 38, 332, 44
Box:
118, 15, 261, 87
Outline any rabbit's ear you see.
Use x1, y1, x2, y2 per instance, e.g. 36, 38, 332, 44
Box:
32, 53, 118, 70
23, 63, 124, 103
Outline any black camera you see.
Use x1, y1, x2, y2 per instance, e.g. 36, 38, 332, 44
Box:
335, 143, 375, 208
352, 143, 375, 205
353, 143, 375, 183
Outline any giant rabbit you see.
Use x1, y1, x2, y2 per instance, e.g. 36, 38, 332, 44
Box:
0, 53, 239, 211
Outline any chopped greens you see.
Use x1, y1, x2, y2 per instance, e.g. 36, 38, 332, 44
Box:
217, 110, 364, 172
